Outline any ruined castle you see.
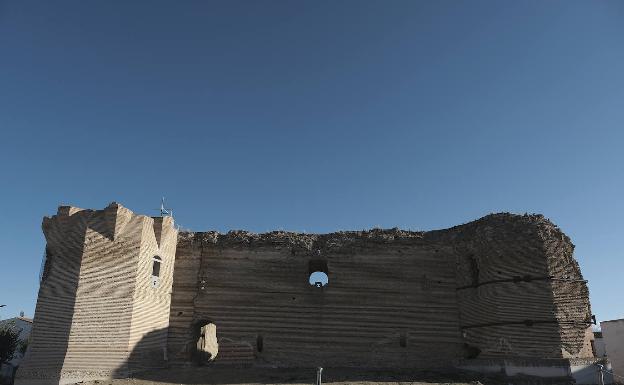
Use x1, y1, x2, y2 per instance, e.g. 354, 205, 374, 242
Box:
16, 203, 598, 384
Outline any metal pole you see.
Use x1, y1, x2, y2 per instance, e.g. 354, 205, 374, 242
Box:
316, 367, 323, 385
597, 364, 604, 385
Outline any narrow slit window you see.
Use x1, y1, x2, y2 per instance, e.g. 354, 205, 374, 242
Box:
399, 332, 407, 347
257, 335, 263, 352
468, 255, 479, 286
151, 256, 162, 288
152, 256, 162, 277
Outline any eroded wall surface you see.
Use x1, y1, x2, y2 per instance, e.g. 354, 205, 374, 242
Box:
429, 214, 593, 359
168, 213, 593, 368
168, 230, 463, 367
19, 204, 593, 383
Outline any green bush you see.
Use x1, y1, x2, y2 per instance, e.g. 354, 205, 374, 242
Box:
0, 322, 20, 364
18, 338, 28, 356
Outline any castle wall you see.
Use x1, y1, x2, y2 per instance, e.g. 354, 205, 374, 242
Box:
168, 231, 464, 368
18, 203, 594, 383
126, 216, 178, 374
167, 233, 203, 362
431, 214, 593, 360
16, 203, 177, 385
167, 214, 594, 368
427, 214, 585, 359
16, 207, 89, 382
431, 214, 572, 358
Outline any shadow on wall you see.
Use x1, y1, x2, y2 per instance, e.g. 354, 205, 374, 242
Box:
113, 319, 218, 380
15, 244, 84, 384
113, 328, 170, 379
116, 327, 542, 385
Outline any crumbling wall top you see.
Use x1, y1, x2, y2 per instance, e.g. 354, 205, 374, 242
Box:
177, 212, 572, 250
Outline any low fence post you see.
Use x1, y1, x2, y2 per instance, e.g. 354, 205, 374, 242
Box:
316, 367, 323, 385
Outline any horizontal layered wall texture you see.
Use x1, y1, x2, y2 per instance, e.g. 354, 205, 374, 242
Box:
168, 213, 594, 367
16, 203, 177, 385
19, 203, 594, 384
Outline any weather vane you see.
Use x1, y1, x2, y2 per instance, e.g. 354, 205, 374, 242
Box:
159, 197, 173, 218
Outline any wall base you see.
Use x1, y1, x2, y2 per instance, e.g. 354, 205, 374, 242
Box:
455, 358, 613, 385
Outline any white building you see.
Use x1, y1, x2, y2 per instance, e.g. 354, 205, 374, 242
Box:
0, 316, 33, 344
601, 319, 624, 382
593, 331, 607, 358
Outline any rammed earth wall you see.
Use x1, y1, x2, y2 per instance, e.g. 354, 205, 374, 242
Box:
17, 204, 594, 384
168, 213, 593, 367
16, 204, 178, 385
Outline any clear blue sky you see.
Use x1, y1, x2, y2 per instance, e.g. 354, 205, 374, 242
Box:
1, 1, 622, 324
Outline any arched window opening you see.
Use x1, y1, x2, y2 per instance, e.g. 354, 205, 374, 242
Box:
308, 259, 329, 288
151, 256, 162, 288
309, 271, 328, 287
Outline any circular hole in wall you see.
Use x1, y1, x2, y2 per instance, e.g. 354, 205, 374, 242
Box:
309, 271, 328, 287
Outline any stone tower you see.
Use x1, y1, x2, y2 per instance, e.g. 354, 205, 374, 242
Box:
16, 203, 178, 385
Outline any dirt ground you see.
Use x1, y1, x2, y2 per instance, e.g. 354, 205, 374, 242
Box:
79, 367, 492, 385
